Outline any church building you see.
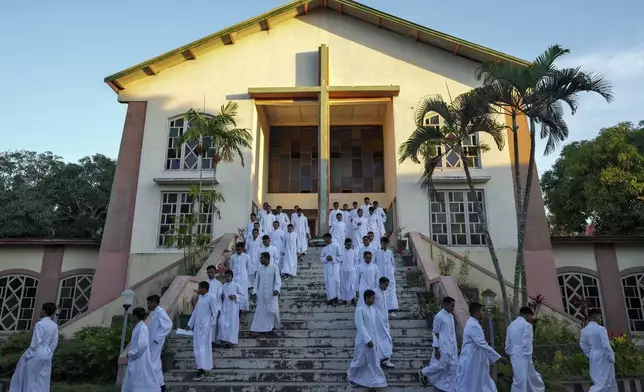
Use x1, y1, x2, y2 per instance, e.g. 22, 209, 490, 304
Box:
1, 0, 643, 336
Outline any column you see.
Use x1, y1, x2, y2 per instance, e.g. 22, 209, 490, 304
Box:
594, 243, 629, 332
33, 245, 65, 326
317, 44, 330, 236
89, 101, 147, 311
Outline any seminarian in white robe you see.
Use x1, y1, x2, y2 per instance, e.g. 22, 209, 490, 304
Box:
251, 261, 282, 332
320, 239, 343, 301
422, 308, 458, 392
229, 250, 250, 311
340, 245, 359, 301
9, 316, 59, 392
374, 247, 399, 311
506, 315, 545, 392
269, 227, 285, 259
122, 320, 159, 392
260, 211, 277, 234
207, 277, 223, 343
260, 243, 281, 271
360, 202, 373, 216
367, 212, 384, 243
281, 229, 299, 276
275, 209, 290, 230
245, 217, 258, 239
374, 285, 393, 362
347, 301, 388, 388
148, 305, 173, 389
355, 260, 379, 306
580, 320, 617, 392
330, 218, 347, 246
456, 316, 501, 392
188, 292, 218, 371
292, 212, 310, 254
328, 206, 343, 231
218, 280, 246, 345
245, 235, 262, 288
352, 215, 368, 250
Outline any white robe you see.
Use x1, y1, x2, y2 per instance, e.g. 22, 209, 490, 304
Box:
360, 203, 373, 216
245, 227, 263, 246
217, 281, 246, 345
328, 208, 342, 230
355, 262, 379, 305
122, 321, 159, 392
275, 212, 290, 230
251, 262, 282, 332
281, 231, 299, 276
358, 245, 371, 265
260, 244, 281, 271
292, 214, 310, 254
320, 243, 342, 301
580, 321, 616, 392
352, 217, 368, 250
245, 220, 258, 238
374, 207, 387, 225
260, 211, 276, 234
9, 317, 58, 392
366, 213, 384, 242
456, 317, 501, 392
347, 304, 387, 388
188, 293, 218, 371
148, 306, 173, 387
245, 236, 262, 287
422, 309, 458, 392
374, 288, 393, 360
505, 316, 545, 392
330, 220, 347, 246
340, 247, 359, 301
207, 278, 223, 343
374, 248, 399, 311
269, 229, 285, 264
229, 252, 250, 311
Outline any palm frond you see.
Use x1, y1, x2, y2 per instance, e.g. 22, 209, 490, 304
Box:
536, 101, 568, 155
529, 45, 570, 81
414, 95, 454, 127
537, 67, 614, 114
397, 126, 445, 164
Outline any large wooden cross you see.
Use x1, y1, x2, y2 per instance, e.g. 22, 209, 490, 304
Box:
248, 45, 399, 235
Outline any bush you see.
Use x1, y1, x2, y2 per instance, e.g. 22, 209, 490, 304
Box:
0, 325, 130, 384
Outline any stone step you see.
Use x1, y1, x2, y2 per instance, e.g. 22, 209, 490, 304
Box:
238, 319, 429, 330
273, 291, 421, 300
172, 357, 428, 371
171, 346, 432, 359
243, 303, 420, 313
167, 336, 431, 349
243, 298, 419, 308
275, 283, 423, 291
170, 328, 430, 340
165, 381, 425, 392
164, 368, 420, 383
235, 312, 422, 322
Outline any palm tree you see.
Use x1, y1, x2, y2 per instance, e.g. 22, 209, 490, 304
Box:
398, 90, 512, 321
476, 45, 613, 311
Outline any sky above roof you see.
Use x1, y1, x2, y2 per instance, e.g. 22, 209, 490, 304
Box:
1, 0, 642, 174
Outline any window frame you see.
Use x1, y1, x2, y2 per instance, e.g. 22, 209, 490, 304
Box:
56, 274, 93, 325
424, 113, 482, 169
164, 113, 216, 172
157, 190, 215, 248
557, 272, 604, 322
0, 274, 39, 331
428, 189, 487, 246
621, 273, 644, 333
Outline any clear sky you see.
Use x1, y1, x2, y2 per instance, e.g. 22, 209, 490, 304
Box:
1, 0, 642, 173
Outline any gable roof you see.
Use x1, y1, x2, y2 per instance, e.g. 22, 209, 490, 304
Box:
104, 0, 530, 94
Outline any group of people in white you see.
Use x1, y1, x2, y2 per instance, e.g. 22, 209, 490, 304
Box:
411, 298, 617, 392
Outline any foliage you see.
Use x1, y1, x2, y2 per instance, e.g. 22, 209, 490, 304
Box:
528, 293, 545, 321
0, 326, 129, 383
541, 121, 644, 236
0, 151, 115, 239
436, 251, 455, 276
398, 89, 511, 321
417, 291, 441, 317
394, 226, 406, 240
404, 268, 424, 288
457, 250, 471, 286
477, 45, 613, 310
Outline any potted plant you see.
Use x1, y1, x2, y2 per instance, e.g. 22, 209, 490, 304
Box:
528, 293, 545, 331
177, 292, 197, 328
395, 227, 407, 249
160, 342, 175, 372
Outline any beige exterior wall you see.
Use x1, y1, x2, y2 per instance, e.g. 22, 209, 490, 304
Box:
126, 253, 183, 287
615, 244, 644, 273
0, 247, 44, 274
552, 244, 598, 272
61, 247, 99, 273
118, 11, 518, 262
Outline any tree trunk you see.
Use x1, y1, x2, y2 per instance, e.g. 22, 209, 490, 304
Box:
510, 112, 523, 313
462, 152, 511, 325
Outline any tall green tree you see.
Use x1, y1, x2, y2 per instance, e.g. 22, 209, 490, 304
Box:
398, 89, 513, 322
476, 45, 613, 310
542, 122, 644, 236
0, 151, 115, 239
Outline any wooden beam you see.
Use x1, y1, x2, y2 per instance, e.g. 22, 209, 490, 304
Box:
304, 3, 308, 14
377, 17, 381, 28
414, 30, 420, 41
339, 3, 343, 14
181, 49, 196, 60
327, 85, 400, 98
453, 44, 461, 55
142, 66, 157, 76
248, 86, 321, 99
323, 0, 328, 8
254, 99, 318, 106
107, 81, 121, 94
222, 33, 236, 45
260, 19, 271, 31
329, 97, 392, 106
319, 44, 329, 88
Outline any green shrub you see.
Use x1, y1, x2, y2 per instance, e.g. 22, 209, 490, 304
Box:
0, 331, 35, 377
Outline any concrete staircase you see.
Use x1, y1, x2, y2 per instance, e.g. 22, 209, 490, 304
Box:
164, 246, 431, 391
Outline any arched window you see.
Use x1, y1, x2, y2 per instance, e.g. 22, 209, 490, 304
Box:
557, 272, 603, 321
0, 275, 39, 331
57, 274, 93, 325
621, 273, 644, 332
165, 114, 215, 171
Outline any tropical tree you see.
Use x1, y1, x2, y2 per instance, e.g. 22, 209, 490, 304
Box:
476, 45, 613, 310
398, 89, 513, 321
165, 101, 253, 273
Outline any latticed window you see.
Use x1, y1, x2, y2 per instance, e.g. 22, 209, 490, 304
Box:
165, 115, 214, 170
57, 274, 93, 325
0, 275, 39, 331
621, 274, 644, 332
425, 113, 481, 169
429, 190, 486, 246
158, 191, 214, 246
557, 272, 603, 321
